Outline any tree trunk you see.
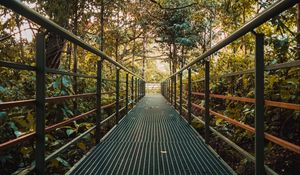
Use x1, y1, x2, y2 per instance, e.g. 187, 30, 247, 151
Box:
169, 44, 173, 75
297, 3, 300, 60
15, 15, 25, 60
142, 31, 147, 78
115, 8, 120, 62
73, 0, 79, 114
181, 46, 185, 68
172, 43, 177, 74
100, 0, 104, 51
45, 33, 65, 68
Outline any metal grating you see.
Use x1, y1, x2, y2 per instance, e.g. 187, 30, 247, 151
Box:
70, 94, 234, 175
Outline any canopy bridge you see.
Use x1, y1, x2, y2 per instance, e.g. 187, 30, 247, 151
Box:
0, 0, 299, 175
68, 95, 233, 175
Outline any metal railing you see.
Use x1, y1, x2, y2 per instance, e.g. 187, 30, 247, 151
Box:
161, 1, 300, 175
0, 0, 146, 174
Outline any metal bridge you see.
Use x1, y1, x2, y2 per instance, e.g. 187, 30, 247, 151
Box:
68, 94, 233, 175
0, 0, 299, 175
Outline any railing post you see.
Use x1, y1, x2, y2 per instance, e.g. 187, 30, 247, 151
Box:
204, 61, 210, 144
166, 81, 168, 99
174, 75, 177, 108
135, 78, 138, 103
187, 68, 192, 124
255, 33, 265, 175
142, 81, 145, 97
139, 80, 141, 99
169, 80, 171, 102
35, 33, 46, 175
125, 73, 129, 114
142, 81, 144, 97
167, 81, 169, 100
115, 68, 120, 124
162, 82, 164, 97
163, 82, 165, 97
169, 79, 171, 102
165, 81, 167, 98
170, 78, 173, 104
131, 76, 134, 107
137, 79, 139, 100
96, 60, 103, 144
179, 72, 183, 115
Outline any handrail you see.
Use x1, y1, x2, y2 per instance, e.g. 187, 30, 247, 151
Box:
0, 99, 127, 151
189, 91, 300, 110
0, 93, 117, 109
11, 103, 132, 175
178, 97, 300, 154
177, 102, 277, 175
0, 0, 144, 80
190, 60, 300, 83
191, 102, 300, 154
165, 0, 298, 79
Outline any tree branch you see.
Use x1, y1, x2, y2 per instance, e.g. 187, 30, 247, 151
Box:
149, 0, 196, 10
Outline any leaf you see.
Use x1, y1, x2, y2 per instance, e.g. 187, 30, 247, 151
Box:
27, 112, 35, 131
77, 142, 87, 151
0, 112, 7, 120
20, 147, 33, 156
66, 128, 75, 137
8, 122, 19, 131
49, 159, 59, 168
0, 85, 5, 93
14, 131, 23, 137
56, 157, 70, 167
62, 76, 70, 87
53, 80, 60, 89
12, 114, 33, 131
215, 118, 223, 125
286, 78, 299, 87
50, 140, 61, 147
79, 122, 93, 130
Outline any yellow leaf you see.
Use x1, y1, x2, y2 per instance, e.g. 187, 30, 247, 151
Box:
49, 159, 59, 168
13, 116, 28, 129
20, 147, 32, 156
27, 112, 35, 131
215, 118, 223, 125
77, 142, 87, 151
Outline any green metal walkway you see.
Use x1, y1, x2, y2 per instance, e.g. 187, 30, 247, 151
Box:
69, 94, 234, 175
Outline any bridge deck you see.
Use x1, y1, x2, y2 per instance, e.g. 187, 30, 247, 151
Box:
69, 94, 234, 175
